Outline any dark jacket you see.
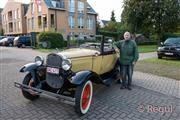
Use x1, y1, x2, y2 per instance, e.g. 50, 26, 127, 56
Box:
113, 40, 139, 65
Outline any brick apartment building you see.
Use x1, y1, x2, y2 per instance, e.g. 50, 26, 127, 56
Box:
2, 0, 97, 39
0, 8, 3, 33
1, 0, 28, 36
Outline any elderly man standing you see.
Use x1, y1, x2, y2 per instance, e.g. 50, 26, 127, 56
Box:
113, 31, 139, 90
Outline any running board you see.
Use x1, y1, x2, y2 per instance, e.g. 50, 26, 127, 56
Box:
14, 82, 75, 105
102, 78, 113, 86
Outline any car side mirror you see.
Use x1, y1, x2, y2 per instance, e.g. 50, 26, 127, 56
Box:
160, 42, 164, 46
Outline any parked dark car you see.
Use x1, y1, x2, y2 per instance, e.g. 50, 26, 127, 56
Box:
14, 36, 31, 48
157, 37, 180, 59
0, 37, 15, 46
0, 37, 6, 46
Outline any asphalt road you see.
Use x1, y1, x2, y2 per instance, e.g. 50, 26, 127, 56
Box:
0, 47, 179, 120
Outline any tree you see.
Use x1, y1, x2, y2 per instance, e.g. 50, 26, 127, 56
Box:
96, 20, 101, 34
111, 10, 116, 22
121, 0, 180, 43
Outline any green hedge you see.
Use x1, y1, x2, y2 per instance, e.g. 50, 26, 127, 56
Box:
137, 41, 157, 45
38, 32, 66, 48
162, 33, 180, 42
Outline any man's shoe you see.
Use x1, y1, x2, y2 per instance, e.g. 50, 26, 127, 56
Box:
120, 86, 125, 89
127, 86, 132, 90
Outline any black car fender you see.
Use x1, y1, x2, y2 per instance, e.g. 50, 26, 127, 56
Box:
20, 62, 43, 84
20, 63, 40, 73
70, 70, 102, 85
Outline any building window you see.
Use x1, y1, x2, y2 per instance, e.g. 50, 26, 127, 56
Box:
14, 11, 17, 19
38, 16, 42, 28
87, 16, 94, 30
51, 14, 55, 27
17, 9, 20, 18
68, 0, 75, 12
9, 22, 13, 32
68, 16, 74, 29
18, 21, 21, 31
78, 16, 84, 29
14, 22, 16, 31
32, 18, 34, 30
31, 3, 35, 14
3, 15, 5, 22
43, 16, 47, 28
38, 4, 42, 13
52, 0, 65, 8
78, 1, 84, 13
27, 18, 31, 30
8, 11, 13, 21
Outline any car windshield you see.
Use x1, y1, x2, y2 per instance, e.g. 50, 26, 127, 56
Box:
164, 38, 180, 45
67, 35, 114, 52
68, 35, 102, 51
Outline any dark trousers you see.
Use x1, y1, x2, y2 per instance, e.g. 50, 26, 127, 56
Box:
121, 64, 133, 87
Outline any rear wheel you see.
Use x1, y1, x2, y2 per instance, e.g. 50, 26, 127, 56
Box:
22, 44, 26, 48
9, 43, 13, 47
22, 73, 39, 100
75, 80, 93, 116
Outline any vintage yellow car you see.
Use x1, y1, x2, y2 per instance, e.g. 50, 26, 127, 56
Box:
14, 36, 120, 115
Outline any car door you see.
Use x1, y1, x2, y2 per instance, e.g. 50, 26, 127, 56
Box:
71, 56, 93, 72
100, 53, 118, 74
92, 53, 102, 74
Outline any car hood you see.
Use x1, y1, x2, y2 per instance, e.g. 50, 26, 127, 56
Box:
163, 44, 180, 47
57, 48, 100, 59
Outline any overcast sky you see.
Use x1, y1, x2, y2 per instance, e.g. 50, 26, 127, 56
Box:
0, 0, 124, 21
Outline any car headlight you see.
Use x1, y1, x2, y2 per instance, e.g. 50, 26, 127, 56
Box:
158, 47, 163, 51
35, 56, 44, 66
62, 59, 72, 71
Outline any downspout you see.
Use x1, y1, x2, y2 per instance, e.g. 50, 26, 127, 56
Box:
55, 9, 57, 32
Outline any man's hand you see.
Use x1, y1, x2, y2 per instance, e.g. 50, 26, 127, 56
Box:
133, 61, 136, 65
115, 48, 119, 53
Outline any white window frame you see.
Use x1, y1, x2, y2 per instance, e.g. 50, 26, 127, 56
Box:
68, 16, 74, 29
31, 3, 35, 14
78, 16, 84, 29
18, 21, 21, 31
38, 4, 42, 13
68, 0, 75, 12
78, 1, 84, 13
32, 17, 34, 30
87, 16, 94, 30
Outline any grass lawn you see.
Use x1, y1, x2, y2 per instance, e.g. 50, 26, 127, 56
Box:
135, 58, 180, 80
138, 45, 157, 53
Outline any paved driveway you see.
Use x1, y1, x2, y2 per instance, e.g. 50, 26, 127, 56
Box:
0, 47, 179, 120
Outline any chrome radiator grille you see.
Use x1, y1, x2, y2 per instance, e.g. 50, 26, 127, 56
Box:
46, 53, 64, 89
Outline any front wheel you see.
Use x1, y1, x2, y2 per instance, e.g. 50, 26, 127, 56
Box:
75, 80, 93, 116
22, 73, 39, 100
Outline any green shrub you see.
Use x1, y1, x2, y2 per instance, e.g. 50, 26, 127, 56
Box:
38, 32, 66, 48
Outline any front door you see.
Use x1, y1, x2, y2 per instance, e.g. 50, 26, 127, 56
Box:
100, 53, 118, 74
